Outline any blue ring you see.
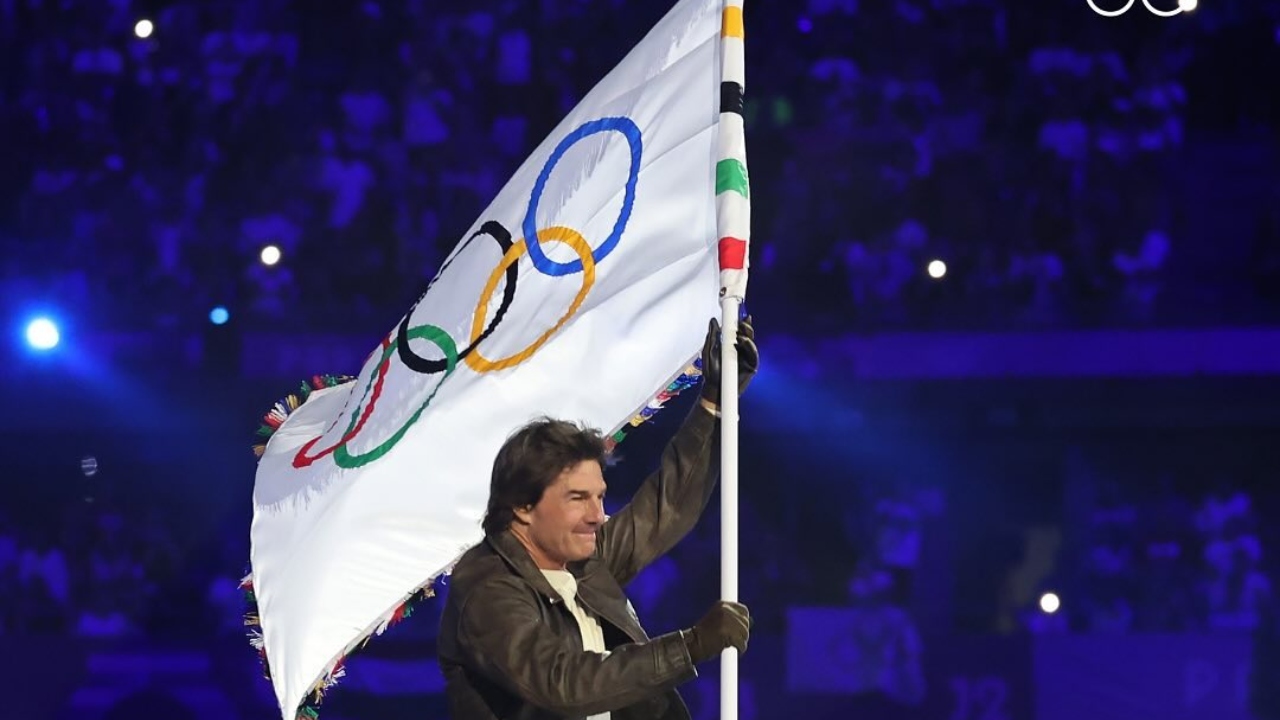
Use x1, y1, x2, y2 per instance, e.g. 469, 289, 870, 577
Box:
522, 117, 642, 277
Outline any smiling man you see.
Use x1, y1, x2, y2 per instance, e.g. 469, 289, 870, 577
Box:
437, 317, 759, 720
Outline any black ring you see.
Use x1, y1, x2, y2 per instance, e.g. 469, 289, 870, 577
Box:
396, 220, 518, 374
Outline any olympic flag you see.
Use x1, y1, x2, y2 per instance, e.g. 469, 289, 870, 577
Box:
244, 0, 751, 718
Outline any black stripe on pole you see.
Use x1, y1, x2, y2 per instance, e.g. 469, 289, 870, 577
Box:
720, 81, 744, 115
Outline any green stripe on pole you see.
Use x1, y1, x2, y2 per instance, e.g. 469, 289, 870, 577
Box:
716, 159, 749, 199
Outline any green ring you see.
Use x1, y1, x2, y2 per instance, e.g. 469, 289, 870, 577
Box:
334, 324, 459, 469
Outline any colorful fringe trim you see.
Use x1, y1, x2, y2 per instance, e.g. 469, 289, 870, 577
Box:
241, 568, 445, 720
605, 358, 704, 453
252, 374, 357, 458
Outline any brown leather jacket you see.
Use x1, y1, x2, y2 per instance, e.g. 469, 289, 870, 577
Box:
437, 404, 720, 719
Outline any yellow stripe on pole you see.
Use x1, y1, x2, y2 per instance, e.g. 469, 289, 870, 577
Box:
721, 6, 744, 39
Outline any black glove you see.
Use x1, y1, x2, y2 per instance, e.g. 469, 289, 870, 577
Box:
700, 315, 759, 406
682, 600, 751, 663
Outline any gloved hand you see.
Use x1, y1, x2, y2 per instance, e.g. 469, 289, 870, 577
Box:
682, 600, 751, 663
700, 315, 759, 407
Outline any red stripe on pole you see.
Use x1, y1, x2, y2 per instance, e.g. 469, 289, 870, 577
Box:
718, 237, 747, 270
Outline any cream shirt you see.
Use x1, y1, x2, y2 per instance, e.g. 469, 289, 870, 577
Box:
541, 569, 610, 720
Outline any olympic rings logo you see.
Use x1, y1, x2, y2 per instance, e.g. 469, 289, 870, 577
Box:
1086, 0, 1190, 16
292, 117, 644, 470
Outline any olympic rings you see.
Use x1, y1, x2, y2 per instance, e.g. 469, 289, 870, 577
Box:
1085, 0, 1184, 15
288, 117, 642, 469
522, 117, 641, 277
463, 226, 596, 373
333, 324, 459, 468
396, 220, 517, 374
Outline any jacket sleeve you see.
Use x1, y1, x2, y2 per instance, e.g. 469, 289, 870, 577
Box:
457, 576, 697, 716
597, 402, 719, 586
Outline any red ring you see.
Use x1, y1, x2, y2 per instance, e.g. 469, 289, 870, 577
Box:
292, 336, 394, 468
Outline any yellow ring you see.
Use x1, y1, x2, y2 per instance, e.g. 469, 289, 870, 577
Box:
465, 226, 596, 373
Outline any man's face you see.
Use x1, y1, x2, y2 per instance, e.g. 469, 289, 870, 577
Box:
514, 460, 607, 570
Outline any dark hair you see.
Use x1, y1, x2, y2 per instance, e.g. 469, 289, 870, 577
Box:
481, 417, 608, 536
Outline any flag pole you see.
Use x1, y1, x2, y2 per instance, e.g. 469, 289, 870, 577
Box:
719, 296, 742, 720
716, 1, 748, 717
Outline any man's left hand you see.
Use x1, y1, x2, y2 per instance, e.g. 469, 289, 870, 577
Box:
699, 315, 759, 408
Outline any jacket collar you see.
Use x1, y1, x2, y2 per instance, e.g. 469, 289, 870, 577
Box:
486, 528, 587, 604
486, 529, 639, 640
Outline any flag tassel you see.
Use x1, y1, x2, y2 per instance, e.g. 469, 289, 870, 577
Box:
252, 374, 357, 457
240, 562, 454, 719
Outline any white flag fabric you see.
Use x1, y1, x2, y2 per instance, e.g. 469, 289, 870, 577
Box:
244, 0, 750, 717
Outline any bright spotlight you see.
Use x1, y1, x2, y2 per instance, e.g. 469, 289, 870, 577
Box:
134, 18, 154, 38
209, 306, 230, 325
927, 259, 947, 279
260, 245, 282, 266
25, 318, 60, 350
1039, 592, 1061, 614
1177, 0, 1196, 10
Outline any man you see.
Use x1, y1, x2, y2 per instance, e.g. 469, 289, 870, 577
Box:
438, 316, 760, 719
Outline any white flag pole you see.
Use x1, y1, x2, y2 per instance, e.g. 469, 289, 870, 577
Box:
719, 296, 742, 720
716, 1, 748, 718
